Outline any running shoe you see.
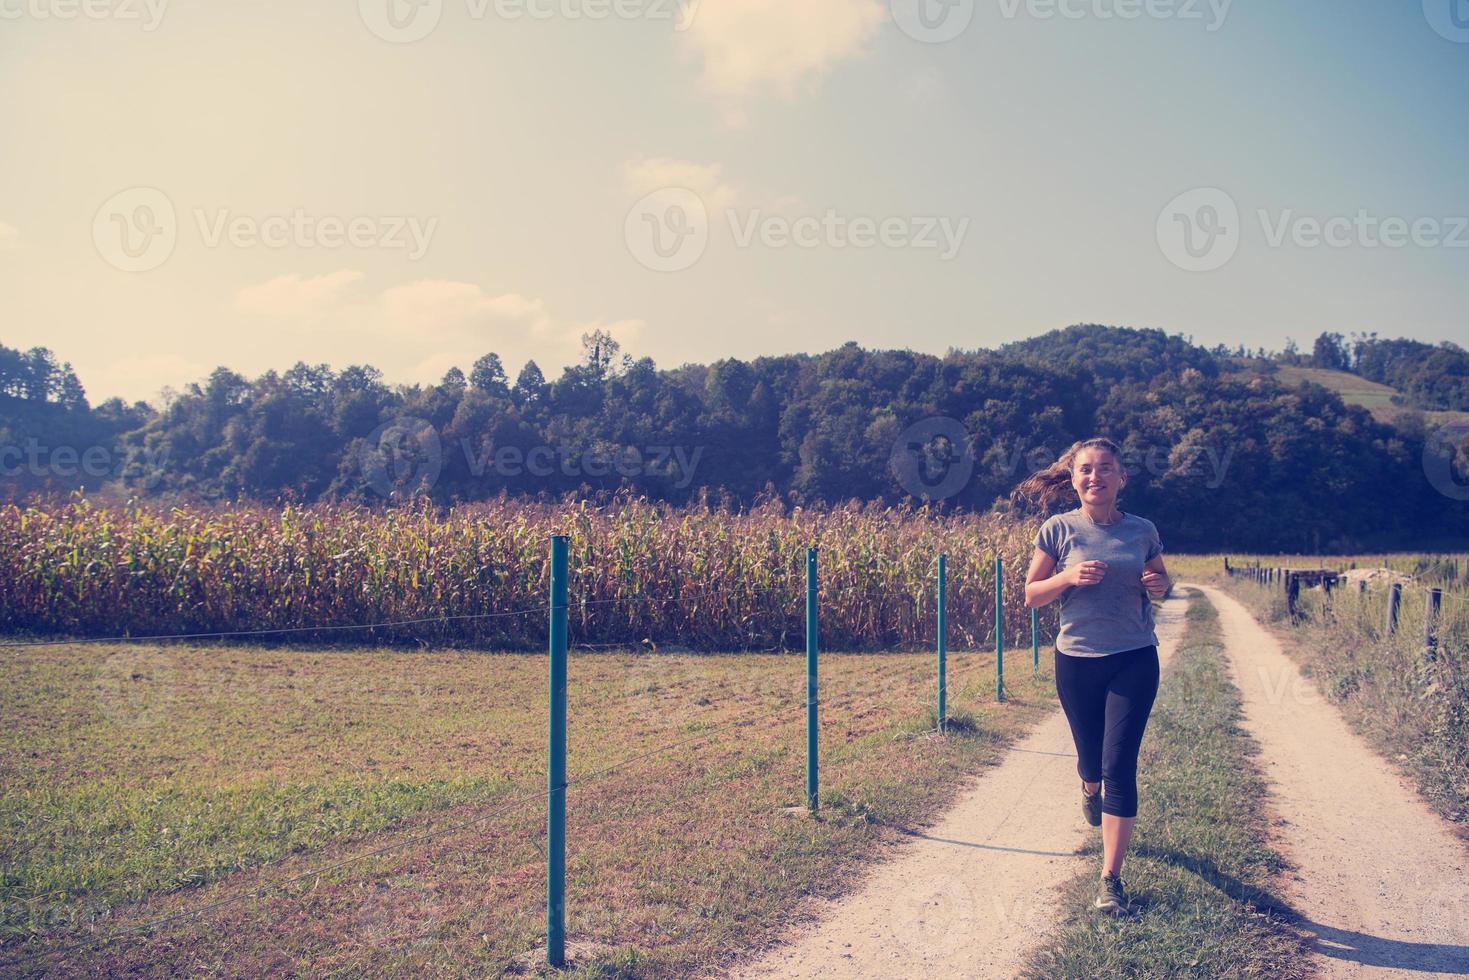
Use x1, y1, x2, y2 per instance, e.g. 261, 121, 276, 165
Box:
1094, 873, 1131, 916
1081, 786, 1102, 827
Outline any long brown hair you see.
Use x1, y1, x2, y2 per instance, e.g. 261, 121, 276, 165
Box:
1009, 437, 1125, 515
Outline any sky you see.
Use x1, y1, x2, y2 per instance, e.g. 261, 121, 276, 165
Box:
2, 0, 1466, 405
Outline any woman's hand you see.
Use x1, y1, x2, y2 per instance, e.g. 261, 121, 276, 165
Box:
1068, 560, 1107, 587
1142, 570, 1170, 597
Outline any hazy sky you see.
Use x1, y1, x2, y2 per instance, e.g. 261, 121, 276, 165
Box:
3, 0, 1466, 405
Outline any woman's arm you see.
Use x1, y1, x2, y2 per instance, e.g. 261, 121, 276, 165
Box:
1025, 547, 1102, 608
1142, 555, 1171, 598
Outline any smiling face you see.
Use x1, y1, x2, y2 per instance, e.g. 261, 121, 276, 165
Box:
1070, 446, 1125, 508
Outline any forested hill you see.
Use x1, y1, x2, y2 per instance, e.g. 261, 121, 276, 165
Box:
2, 325, 1466, 553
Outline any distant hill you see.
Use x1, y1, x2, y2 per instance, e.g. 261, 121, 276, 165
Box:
3, 325, 1467, 552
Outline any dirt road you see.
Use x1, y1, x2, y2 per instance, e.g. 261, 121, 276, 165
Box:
730, 584, 1469, 979
1191, 583, 1469, 978
726, 591, 1192, 979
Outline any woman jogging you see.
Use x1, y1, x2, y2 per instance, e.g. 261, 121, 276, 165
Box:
1012, 437, 1172, 917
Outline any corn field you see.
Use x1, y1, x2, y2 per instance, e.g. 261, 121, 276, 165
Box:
0, 494, 1056, 652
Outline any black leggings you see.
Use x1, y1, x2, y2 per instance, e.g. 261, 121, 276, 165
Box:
1054, 645, 1159, 819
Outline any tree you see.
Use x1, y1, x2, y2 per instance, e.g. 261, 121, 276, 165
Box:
1311, 332, 1349, 372
579, 329, 628, 383
513, 360, 547, 405
470, 353, 509, 396
440, 366, 467, 395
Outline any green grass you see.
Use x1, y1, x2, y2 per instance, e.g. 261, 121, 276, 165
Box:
0, 640, 1060, 977
1022, 588, 1311, 980
1272, 364, 1469, 427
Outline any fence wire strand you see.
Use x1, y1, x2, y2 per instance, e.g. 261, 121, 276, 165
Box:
3, 552, 1043, 970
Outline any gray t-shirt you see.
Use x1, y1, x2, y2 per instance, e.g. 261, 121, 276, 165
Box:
1033, 508, 1164, 657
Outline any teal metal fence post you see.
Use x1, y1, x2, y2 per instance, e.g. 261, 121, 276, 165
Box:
994, 555, 1005, 702
1031, 607, 1039, 673
806, 547, 819, 813
937, 553, 947, 733
547, 535, 568, 968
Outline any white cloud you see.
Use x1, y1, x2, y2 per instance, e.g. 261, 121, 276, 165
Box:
0, 221, 19, 250
378, 280, 556, 338
622, 157, 739, 211
234, 269, 363, 319
679, 0, 886, 118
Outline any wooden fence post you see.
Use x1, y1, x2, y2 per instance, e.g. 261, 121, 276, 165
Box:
1385, 583, 1401, 639
1286, 572, 1300, 623
1425, 588, 1441, 663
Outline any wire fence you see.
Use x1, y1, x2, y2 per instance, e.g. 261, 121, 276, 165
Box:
0, 543, 1056, 974
1220, 559, 1469, 711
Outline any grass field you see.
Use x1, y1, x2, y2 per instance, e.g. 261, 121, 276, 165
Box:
1024, 588, 1311, 979
1, 638, 1060, 977
1273, 364, 1469, 428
